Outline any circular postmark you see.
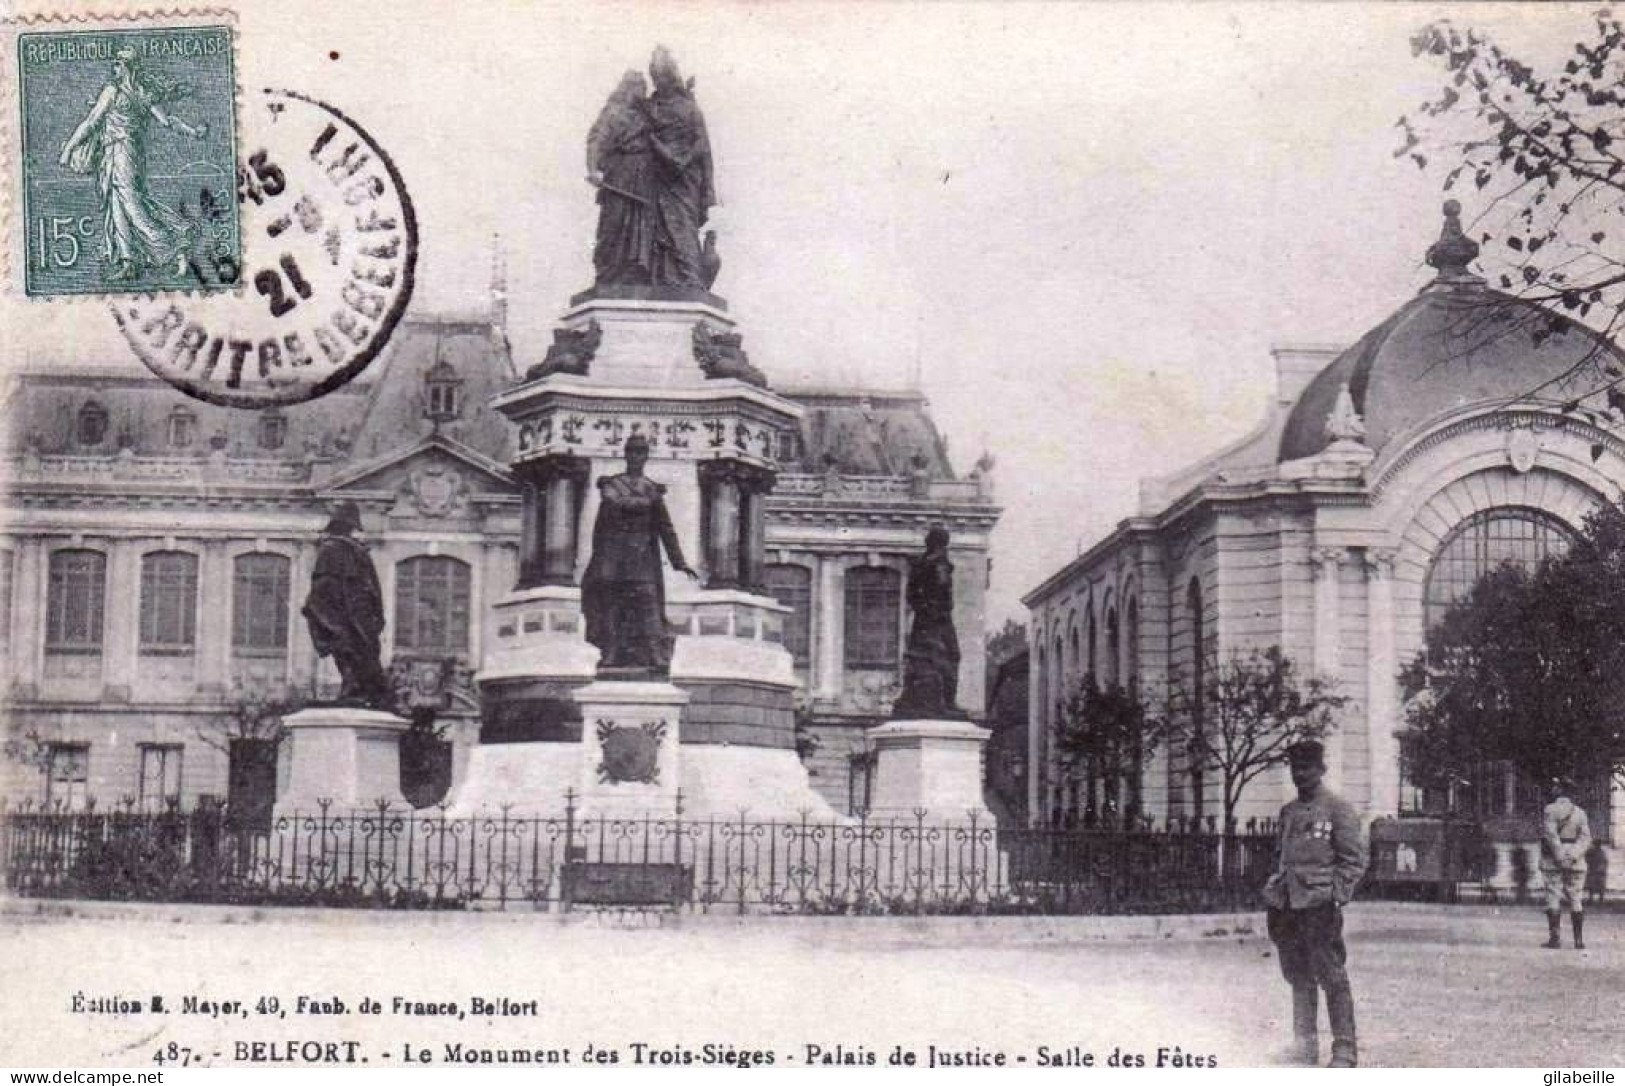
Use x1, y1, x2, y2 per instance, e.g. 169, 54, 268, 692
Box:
112, 88, 417, 408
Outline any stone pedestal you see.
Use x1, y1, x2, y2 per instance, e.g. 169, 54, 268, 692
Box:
573, 680, 689, 818
867, 718, 993, 823
276, 706, 410, 813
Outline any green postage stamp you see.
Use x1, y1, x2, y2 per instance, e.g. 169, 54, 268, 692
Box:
16, 24, 239, 296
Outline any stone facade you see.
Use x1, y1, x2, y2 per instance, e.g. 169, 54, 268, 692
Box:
0, 308, 998, 817
1024, 209, 1625, 871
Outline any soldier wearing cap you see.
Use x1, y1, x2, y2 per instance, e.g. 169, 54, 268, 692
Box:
1262, 739, 1367, 1067
1540, 778, 1592, 950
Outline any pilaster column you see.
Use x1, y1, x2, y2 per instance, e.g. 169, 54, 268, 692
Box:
702, 463, 741, 588
289, 538, 318, 694
10, 539, 45, 698
542, 469, 580, 583
737, 467, 773, 592
815, 556, 844, 701
1311, 546, 1345, 791
197, 540, 231, 697
1363, 547, 1399, 816
102, 538, 142, 702
517, 475, 544, 587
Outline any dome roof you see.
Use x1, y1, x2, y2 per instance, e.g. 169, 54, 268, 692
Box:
1279, 202, 1625, 463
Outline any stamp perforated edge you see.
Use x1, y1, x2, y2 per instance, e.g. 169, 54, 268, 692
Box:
0, 6, 243, 304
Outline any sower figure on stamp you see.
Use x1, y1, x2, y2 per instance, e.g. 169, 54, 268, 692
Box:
581, 433, 698, 676
1541, 778, 1592, 950
302, 500, 392, 709
1262, 740, 1368, 1067
58, 46, 207, 282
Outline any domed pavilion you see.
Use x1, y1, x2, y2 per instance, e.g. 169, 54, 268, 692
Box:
1024, 202, 1623, 882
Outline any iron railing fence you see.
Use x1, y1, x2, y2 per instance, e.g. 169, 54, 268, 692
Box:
1, 796, 1278, 915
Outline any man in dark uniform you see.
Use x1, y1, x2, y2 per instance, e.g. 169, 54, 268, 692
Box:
301, 500, 391, 708
1262, 740, 1367, 1067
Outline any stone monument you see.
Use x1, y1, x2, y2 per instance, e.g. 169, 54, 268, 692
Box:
448, 48, 835, 821
868, 526, 993, 822
278, 500, 409, 812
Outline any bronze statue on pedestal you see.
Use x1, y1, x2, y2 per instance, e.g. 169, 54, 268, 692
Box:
302, 500, 392, 709
893, 526, 966, 720
581, 433, 698, 677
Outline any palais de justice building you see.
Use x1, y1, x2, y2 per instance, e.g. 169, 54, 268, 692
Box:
1025, 205, 1623, 863
0, 272, 999, 815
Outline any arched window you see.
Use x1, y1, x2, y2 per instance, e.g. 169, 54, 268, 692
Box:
77, 402, 108, 447
1414, 506, 1580, 821
1187, 578, 1206, 817
46, 549, 106, 653
233, 553, 291, 653
763, 563, 812, 666
1423, 507, 1574, 630
1085, 611, 1097, 682
843, 566, 901, 669
1125, 597, 1140, 692
1104, 606, 1120, 688
395, 555, 472, 655
140, 551, 199, 653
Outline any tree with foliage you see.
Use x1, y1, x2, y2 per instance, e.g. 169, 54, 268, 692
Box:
1401, 498, 1625, 800
194, 683, 305, 755
1053, 675, 1160, 828
1400, 12, 1625, 407
1167, 647, 1346, 834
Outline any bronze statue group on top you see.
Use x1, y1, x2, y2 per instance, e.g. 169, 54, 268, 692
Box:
587, 47, 719, 294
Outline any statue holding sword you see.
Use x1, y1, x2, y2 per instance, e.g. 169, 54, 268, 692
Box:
586, 48, 717, 291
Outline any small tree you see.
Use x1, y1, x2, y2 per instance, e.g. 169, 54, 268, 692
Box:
195, 683, 306, 756
1168, 647, 1346, 834
1053, 675, 1161, 828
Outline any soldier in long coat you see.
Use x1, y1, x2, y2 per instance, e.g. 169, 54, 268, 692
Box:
302, 500, 390, 708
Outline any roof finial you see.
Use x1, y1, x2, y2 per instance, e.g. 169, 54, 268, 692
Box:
1426, 199, 1481, 279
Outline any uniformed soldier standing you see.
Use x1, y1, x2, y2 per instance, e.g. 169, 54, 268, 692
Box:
1262, 740, 1368, 1067
1541, 780, 1592, 950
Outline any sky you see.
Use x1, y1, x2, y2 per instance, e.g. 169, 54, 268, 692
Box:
1, 1, 1599, 625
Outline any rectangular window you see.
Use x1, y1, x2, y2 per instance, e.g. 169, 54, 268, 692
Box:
843, 566, 901, 670
232, 553, 291, 653
764, 564, 812, 666
138, 744, 184, 809
140, 552, 199, 653
46, 550, 106, 653
259, 415, 286, 450
45, 743, 89, 808
394, 556, 472, 655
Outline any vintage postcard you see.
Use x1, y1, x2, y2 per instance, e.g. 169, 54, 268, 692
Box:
2, 0, 1622, 1074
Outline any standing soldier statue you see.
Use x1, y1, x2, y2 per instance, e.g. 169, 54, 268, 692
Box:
1261, 740, 1368, 1067
1541, 778, 1592, 950
302, 500, 392, 709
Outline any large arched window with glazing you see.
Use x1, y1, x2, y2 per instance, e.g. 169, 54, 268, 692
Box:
1422, 507, 1574, 631
1416, 506, 1580, 822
